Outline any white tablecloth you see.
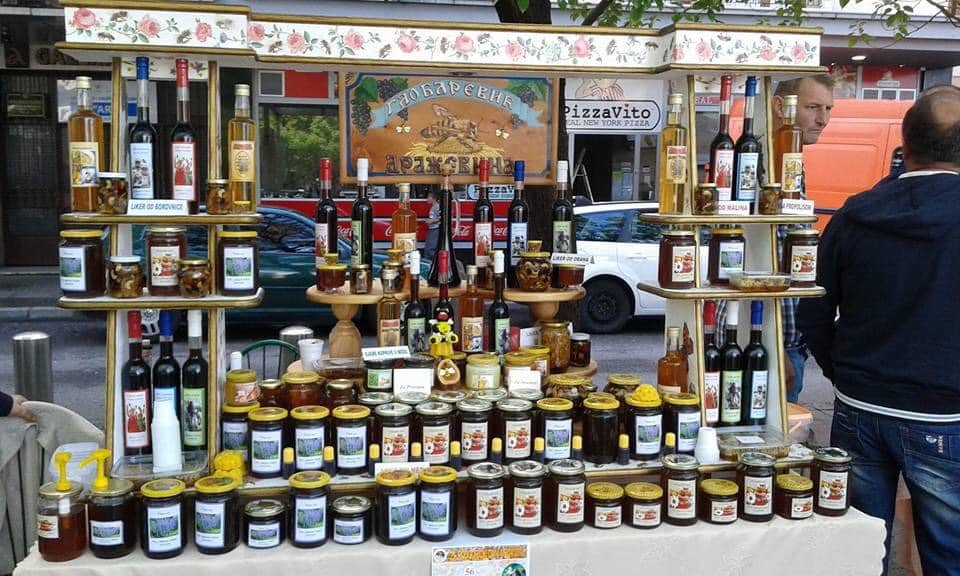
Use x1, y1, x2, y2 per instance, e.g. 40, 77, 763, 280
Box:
14, 507, 885, 576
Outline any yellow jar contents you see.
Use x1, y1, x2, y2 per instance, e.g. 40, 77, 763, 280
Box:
226, 369, 259, 406
466, 353, 502, 390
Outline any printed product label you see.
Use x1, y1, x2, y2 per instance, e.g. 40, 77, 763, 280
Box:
129, 142, 155, 199
222, 421, 248, 454
595, 504, 622, 528
736, 152, 760, 201
666, 145, 688, 184
557, 482, 584, 524
379, 318, 402, 347
393, 232, 417, 263
781, 152, 804, 195
420, 490, 452, 537
294, 496, 327, 543
544, 418, 572, 460
659, 383, 681, 396
476, 487, 504, 530
230, 140, 255, 183
704, 371, 721, 425
493, 318, 511, 356
171, 141, 197, 201
251, 428, 282, 474
422, 424, 450, 463
146, 503, 181, 553
337, 424, 367, 469
295, 425, 325, 470
632, 414, 662, 457
818, 470, 849, 510
461, 316, 485, 353
388, 491, 416, 540
632, 503, 661, 528
315, 226, 328, 268
666, 478, 696, 520
713, 149, 735, 201
744, 476, 774, 516
366, 368, 393, 391
552, 220, 572, 254
717, 241, 745, 280
90, 520, 123, 546
149, 245, 180, 287
505, 419, 532, 459
195, 501, 225, 548
154, 388, 177, 413
247, 521, 280, 548
461, 421, 488, 461
474, 222, 492, 267
677, 410, 700, 453
123, 389, 149, 449
721, 370, 743, 424
749, 370, 768, 420
37, 514, 58, 539
791, 496, 814, 519
790, 245, 817, 282
333, 518, 364, 544
512, 486, 541, 529
351, 220, 363, 267
69, 141, 99, 187
231, 381, 257, 406
711, 499, 738, 523
671, 245, 696, 283
223, 246, 255, 291
406, 318, 428, 354
508, 222, 528, 266
381, 425, 410, 463
181, 387, 205, 448
59, 246, 87, 292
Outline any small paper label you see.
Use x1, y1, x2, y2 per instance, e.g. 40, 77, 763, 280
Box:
388, 491, 417, 539
171, 141, 197, 201
37, 514, 58, 539
378, 318, 402, 347
735, 152, 760, 201
594, 504, 622, 528
294, 496, 327, 543
392, 368, 434, 397
420, 490, 452, 537
223, 246, 255, 291
552, 221, 573, 254
677, 410, 700, 453
361, 346, 411, 362
295, 425, 325, 470
461, 421, 489, 462
333, 518, 364, 544
222, 421, 248, 455
508, 222, 528, 266
149, 245, 181, 287
476, 487, 504, 530
504, 419, 532, 459
195, 501, 225, 548
422, 424, 450, 464
512, 486, 542, 528
704, 371, 720, 425
90, 520, 123, 546
123, 389, 150, 449
406, 319, 429, 354
544, 418, 572, 460
817, 470, 849, 510
717, 241, 745, 280
666, 146, 687, 184
717, 200, 752, 216
632, 413, 662, 457
711, 499, 738, 523
127, 199, 188, 215
129, 142, 155, 199
519, 327, 540, 348
735, 435, 765, 445
556, 482, 584, 524
230, 140, 256, 183
250, 428, 282, 474
381, 425, 410, 463
146, 503, 181, 553
670, 245, 696, 283
744, 476, 774, 516
247, 521, 280, 548
461, 316, 485, 353
59, 246, 87, 292
549, 253, 593, 266
780, 199, 815, 215
336, 424, 367, 469
749, 370, 768, 420
713, 149, 735, 201
374, 461, 430, 477
632, 503, 661, 527
791, 496, 814, 519
69, 141, 99, 188
181, 387, 205, 448
493, 318, 511, 356
781, 152, 804, 195
507, 369, 540, 393
790, 244, 818, 282
474, 222, 492, 268
666, 478, 696, 520
721, 370, 743, 423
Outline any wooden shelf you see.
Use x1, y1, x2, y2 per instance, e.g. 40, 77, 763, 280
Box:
636, 282, 825, 300
555, 360, 598, 379
640, 213, 817, 225
305, 282, 409, 306
504, 286, 585, 304
417, 280, 494, 300
60, 212, 263, 225
58, 288, 264, 310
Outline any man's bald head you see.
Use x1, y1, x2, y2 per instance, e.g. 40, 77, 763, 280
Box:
901, 87, 960, 171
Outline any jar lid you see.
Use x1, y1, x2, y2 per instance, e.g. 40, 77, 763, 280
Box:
327, 378, 355, 391
625, 384, 662, 408
607, 373, 641, 386
289, 470, 331, 490
147, 226, 186, 233
559, 264, 584, 270
332, 404, 370, 420
547, 459, 585, 477
419, 465, 458, 484
739, 452, 777, 468
381, 267, 398, 279
318, 263, 348, 271
38, 480, 83, 499
90, 478, 134, 498
473, 388, 508, 403
710, 228, 745, 235
227, 369, 258, 384
179, 258, 208, 267
519, 248, 550, 258
624, 482, 663, 501
510, 389, 544, 402
431, 390, 467, 404
583, 395, 619, 411
364, 358, 395, 368
220, 230, 257, 239
571, 332, 591, 342
415, 401, 454, 416
701, 478, 738, 497
395, 391, 431, 405
208, 178, 229, 185
457, 398, 493, 413
351, 264, 371, 270
98, 172, 127, 179
249, 406, 288, 422
222, 401, 260, 414
508, 460, 546, 478
521, 346, 550, 357
404, 353, 436, 367
375, 402, 413, 418
141, 478, 186, 499
60, 229, 102, 239
244, 499, 285, 518
259, 379, 283, 390
541, 321, 569, 329
195, 475, 239, 495
814, 447, 851, 464
109, 255, 140, 264
548, 374, 591, 387
537, 398, 573, 412
449, 351, 467, 361
776, 473, 813, 491
503, 352, 535, 366
467, 462, 505, 480
662, 453, 699, 471
290, 405, 330, 421
762, 182, 781, 189
359, 391, 394, 406
385, 247, 404, 256
663, 392, 699, 406
698, 182, 718, 189
662, 230, 695, 237
467, 352, 500, 366
588, 391, 616, 402
376, 469, 417, 487
587, 482, 624, 501
332, 495, 371, 514
786, 228, 820, 237
496, 398, 533, 412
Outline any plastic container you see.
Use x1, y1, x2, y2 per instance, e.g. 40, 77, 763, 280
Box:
376, 470, 418, 545
59, 229, 105, 298
193, 476, 240, 555
729, 271, 791, 292
466, 463, 506, 537
243, 499, 285, 549
140, 479, 186, 559
332, 496, 372, 545
418, 466, 458, 541
288, 471, 330, 548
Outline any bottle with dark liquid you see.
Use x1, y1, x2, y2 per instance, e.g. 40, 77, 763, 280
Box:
472, 160, 494, 287
170, 58, 198, 213
128, 56, 159, 200
427, 169, 462, 288
775, 94, 804, 199
733, 76, 761, 208
460, 265, 485, 353
181, 310, 207, 452
121, 311, 151, 458
315, 157, 338, 276
710, 75, 735, 202
67, 76, 104, 212
507, 160, 528, 288
720, 301, 743, 426
551, 160, 573, 288
152, 311, 181, 421
227, 84, 256, 207
351, 158, 373, 270
487, 251, 511, 356
741, 301, 768, 427
432, 250, 457, 341
405, 250, 428, 353
703, 301, 722, 427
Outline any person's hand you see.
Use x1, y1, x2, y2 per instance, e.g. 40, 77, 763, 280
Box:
784, 357, 796, 394
9, 395, 34, 422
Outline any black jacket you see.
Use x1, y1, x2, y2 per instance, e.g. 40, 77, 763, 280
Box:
0, 390, 12, 417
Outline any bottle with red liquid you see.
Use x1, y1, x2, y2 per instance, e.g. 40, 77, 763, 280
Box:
473, 159, 494, 287
709, 76, 735, 202
170, 58, 198, 213
122, 311, 151, 459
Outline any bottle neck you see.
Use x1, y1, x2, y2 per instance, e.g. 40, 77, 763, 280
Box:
159, 335, 173, 356
129, 339, 142, 359
666, 334, 680, 354
399, 189, 410, 206
466, 273, 477, 294
478, 183, 488, 200
704, 325, 717, 346
742, 95, 755, 135
513, 180, 524, 200
76, 87, 92, 111
319, 180, 331, 199
668, 103, 682, 126
357, 180, 368, 200
188, 335, 202, 353
234, 95, 250, 119
494, 272, 505, 300
176, 80, 190, 124
750, 325, 763, 343
409, 274, 420, 300
137, 79, 150, 122
556, 180, 568, 201
718, 104, 730, 134
783, 104, 797, 126
725, 326, 738, 344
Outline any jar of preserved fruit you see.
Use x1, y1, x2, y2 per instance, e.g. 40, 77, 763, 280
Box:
146, 227, 186, 296
662, 454, 699, 526
540, 321, 571, 373
290, 405, 329, 471
87, 477, 136, 559
700, 479, 738, 525
507, 460, 545, 535
467, 463, 506, 537
284, 370, 323, 410
140, 479, 186, 559
663, 392, 700, 455
107, 256, 142, 299
332, 405, 370, 475
759, 183, 781, 215
96, 172, 128, 214
318, 263, 347, 293
418, 466, 458, 542
495, 398, 534, 463
536, 398, 574, 462
37, 477, 86, 562
812, 447, 852, 516
385, 248, 407, 288
516, 241, 552, 292
586, 483, 624, 529
457, 398, 493, 464
218, 230, 259, 296
243, 499, 285, 549
738, 452, 776, 522
59, 229, 105, 298
707, 227, 745, 286
659, 230, 697, 289
776, 474, 813, 520
177, 258, 211, 298
326, 378, 358, 410
288, 471, 330, 548
258, 379, 285, 408
466, 353, 502, 390
415, 401, 454, 465
545, 374, 594, 417
625, 482, 663, 529
193, 476, 240, 555
625, 384, 662, 462
206, 179, 231, 214
521, 346, 551, 380
606, 373, 641, 420
473, 388, 509, 404
376, 402, 413, 463
376, 470, 418, 545
332, 496, 372, 545
365, 359, 395, 393
545, 459, 586, 532
350, 264, 372, 294
570, 333, 591, 367
783, 229, 819, 288
221, 402, 258, 458
694, 183, 718, 215
248, 406, 288, 479
226, 368, 259, 406
582, 395, 620, 465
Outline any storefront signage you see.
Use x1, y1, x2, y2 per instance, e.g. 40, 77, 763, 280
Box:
565, 99, 661, 132
550, 253, 593, 266
6, 94, 46, 119
126, 199, 188, 216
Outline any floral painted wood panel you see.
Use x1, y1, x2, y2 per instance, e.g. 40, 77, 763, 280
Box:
66, 7, 247, 49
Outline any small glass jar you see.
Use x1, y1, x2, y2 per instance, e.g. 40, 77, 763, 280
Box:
140, 479, 186, 559
557, 265, 585, 289
625, 482, 663, 529
37, 479, 86, 562
107, 256, 142, 299
318, 263, 347, 294
376, 402, 413, 463
776, 474, 814, 520
365, 359, 395, 393
457, 398, 493, 464
385, 248, 407, 288
738, 452, 776, 522
415, 401, 454, 465
146, 226, 186, 296
540, 321, 571, 374
812, 447, 852, 516
178, 258, 211, 298
96, 173, 128, 214
284, 370, 323, 410
503, 351, 536, 382
536, 398, 574, 462
545, 459, 586, 532
694, 183, 718, 215
625, 386, 662, 461
326, 378, 358, 410
658, 230, 697, 289
376, 470, 418, 545
290, 405, 329, 471
759, 182, 781, 215
663, 392, 700, 455
218, 230, 259, 297
221, 401, 258, 458
381, 264, 402, 294
206, 179, 232, 215
507, 460, 545, 535
700, 479, 738, 525
332, 496, 372, 545
232, 198, 252, 215
193, 476, 240, 555
606, 373, 641, 421
248, 406, 288, 479
396, 391, 431, 408
707, 227, 745, 286
582, 394, 620, 464
466, 353, 502, 390
474, 387, 508, 404
350, 264, 372, 294
418, 466, 459, 542
516, 241, 552, 292
586, 482, 624, 529
226, 368, 259, 406
661, 454, 699, 526
59, 229, 105, 298
332, 404, 370, 475
467, 463, 506, 537
783, 228, 819, 288
359, 391, 394, 411
87, 477, 136, 559
243, 499, 285, 549
521, 346, 551, 380
258, 379, 285, 408
570, 333, 591, 367
495, 398, 534, 463
288, 471, 330, 548
545, 374, 593, 417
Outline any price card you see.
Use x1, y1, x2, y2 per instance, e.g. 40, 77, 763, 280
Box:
780, 199, 815, 215
550, 253, 593, 266
519, 327, 540, 348
507, 368, 541, 393
361, 346, 410, 362
126, 199, 189, 216
431, 538, 529, 576
392, 368, 433, 397
716, 201, 751, 216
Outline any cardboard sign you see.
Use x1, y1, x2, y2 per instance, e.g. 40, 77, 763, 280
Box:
361, 346, 411, 362
374, 461, 431, 477
550, 253, 593, 266
392, 368, 434, 397
780, 199, 815, 215
126, 199, 188, 216
519, 327, 540, 348
716, 201, 751, 216
507, 368, 541, 393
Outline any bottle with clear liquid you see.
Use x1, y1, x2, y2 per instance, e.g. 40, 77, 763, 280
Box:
68, 76, 104, 212
657, 326, 688, 396
227, 84, 256, 207
658, 94, 687, 214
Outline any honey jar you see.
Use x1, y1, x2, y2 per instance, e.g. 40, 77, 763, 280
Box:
658, 230, 696, 289
699, 479, 738, 525
586, 482, 624, 529
466, 463, 506, 538
418, 466, 458, 541
507, 460, 545, 535
662, 453, 699, 526
544, 459, 586, 532
625, 482, 663, 529
776, 474, 813, 520
811, 447, 852, 516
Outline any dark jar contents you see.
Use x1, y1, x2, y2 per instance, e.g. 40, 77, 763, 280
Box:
332, 496, 372, 545
625, 386, 662, 461
812, 447, 852, 516
376, 470, 418, 545
605, 373, 641, 423
258, 379, 285, 408
284, 371, 324, 410
87, 478, 136, 559
776, 474, 814, 520
758, 183, 781, 215
661, 454, 699, 527
365, 359, 395, 392
495, 398, 534, 463
783, 228, 819, 288
536, 398, 574, 462
466, 463, 506, 538
140, 479, 186, 559
221, 402, 258, 459
418, 466, 459, 542
248, 406, 288, 479
376, 402, 413, 463
738, 452, 776, 522
289, 471, 330, 548
658, 230, 697, 289
290, 405, 329, 472
570, 333, 591, 367
458, 398, 493, 465
37, 479, 86, 562
545, 459, 586, 532
582, 395, 620, 464
395, 391, 431, 407
625, 482, 663, 529
699, 479, 738, 525
586, 482, 624, 529
332, 405, 370, 475
96, 172, 128, 214
243, 499, 286, 549
663, 392, 700, 455
326, 378, 359, 410
415, 401, 454, 465
146, 226, 186, 296
707, 227, 745, 286
557, 264, 585, 288
217, 229, 259, 296
59, 229, 105, 298
507, 460, 546, 535
193, 476, 240, 555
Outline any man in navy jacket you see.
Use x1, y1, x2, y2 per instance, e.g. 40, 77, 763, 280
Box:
799, 86, 960, 576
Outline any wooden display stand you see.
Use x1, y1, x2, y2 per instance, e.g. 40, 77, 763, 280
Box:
305, 282, 409, 358
504, 286, 586, 323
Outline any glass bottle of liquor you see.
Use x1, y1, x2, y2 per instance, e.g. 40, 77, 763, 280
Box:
741, 301, 768, 427
170, 58, 198, 213
315, 157, 339, 273
121, 311, 151, 459
703, 301, 722, 427
487, 251, 510, 356
427, 168, 462, 288
228, 83, 257, 207
775, 94, 804, 199
392, 182, 418, 273
658, 93, 687, 214
720, 301, 743, 426
377, 287, 403, 347
551, 160, 573, 257
733, 76, 761, 207
68, 76, 104, 212
351, 158, 374, 270
507, 160, 528, 288
128, 56, 159, 200
181, 310, 207, 452
710, 75, 735, 202
657, 326, 687, 396
152, 311, 181, 421
473, 160, 494, 287
432, 250, 457, 341
460, 265, 485, 353
405, 250, 428, 353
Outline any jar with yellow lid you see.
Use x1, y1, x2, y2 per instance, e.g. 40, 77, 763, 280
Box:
59, 229, 105, 298
257, 378, 285, 408
582, 395, 620, 464
178, 258, 211, 298
700, 478, 738, 524
290, 405, 329, 471
248, 406, 288, 478
221, 401, 258, 458
662, 392, 700, 455
232, 200, 252, 214
140, 479, 186, 559
625, 482, 663, 529
625, 384, 662, 461
606, 373, 642, 421
540, 321, 571, 373
545, 374, 594, 416
206, 178, 231, 214
376, 470, 418, 545
146, 226, 186, 296
466, 353, 501, 390
194, 475, 240, 555
225, 368, 259, 406
776, 474, 813, 520
521, 345, 551, 380
332, 404, 370, 475
218, 229, 259, 296
284, 370, 323, 410
288, 471, 330, 548
536, 398, 574, 462
418, 466, 458, 541
586, 482, 624, 529
37, 474, 85, 562
317, 262, 347, 294
503, 351, 537, 384
516, 240, 552, 291
707, 227, 745, 286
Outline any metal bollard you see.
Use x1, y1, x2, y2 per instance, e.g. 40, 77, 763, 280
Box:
13, 331, 53, 403
278, 325, 314, 372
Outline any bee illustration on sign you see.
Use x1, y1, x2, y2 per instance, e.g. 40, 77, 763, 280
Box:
420, 104, 481, 152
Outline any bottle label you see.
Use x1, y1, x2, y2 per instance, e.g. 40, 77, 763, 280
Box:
717, 241, 745, 280
736, 152, 760, 201
146, 503, 181, 553
230, 140, 256, 183
504, 418, 532, 459
666, 478, 696, 520
295, 425, 325, 470
817, 470, 849, 510
544, 418, 572, 460
493, 318, 511, 356
153, 387, 177, 413
461, 421, 488, 461
677, 410, 700, 453
393, 232, 417, 262
294, 495, 327, 543
671, 245, 696, 283
595, 504, 622, 528
129, 142, 155, 199
247, 521, 280, 548
632, 503, 661, 527
781, 152, 804, 195
388, 491, 416, 539
171, 141, 197, 201
69, 141, 99, 188
791, 496, 814, 519
721, 370, 743, 424
658, 382, 681, 396
508, 222, 528, 266
181, 387, 205, 448
422, 424, 450, 463
379, 318, 402, 347
704, 370, 721, 425
790, 244, 817, 282
632, 413, 662, 456
336, 424, 367, 469
59, 246, 87, 292
222, 421, 248, 455
223, 246, 255, 291
251, 428, 282, 474
711, 498, 738, 523
90, 520, 123, 546
666, 145, 688, 184
713, 149, 735, 201
316, 224, 329, 268
149, 245, 181, 287
381, 425, 410, 463
195, 501, 225, 548
744, 476, 774, 516
476, 487, 504, 530
366, 368, 393, 391
556, 482, 584, 524
406, 317, 428, 354
474, 222, 492, 267
351, 220, 364, 267
461, 316, 485, 353
749, 370, 768, 420
552, 221, 572, 254
420, 489, 452, 536
230, 381, 257, 406
512, 486, 542, 528
333, 517, 364, 544
37, 514, 58, 539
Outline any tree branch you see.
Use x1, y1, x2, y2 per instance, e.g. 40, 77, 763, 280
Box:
581, 0, 616, 25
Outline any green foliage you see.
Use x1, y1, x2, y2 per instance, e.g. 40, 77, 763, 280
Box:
260, 111, 339, 193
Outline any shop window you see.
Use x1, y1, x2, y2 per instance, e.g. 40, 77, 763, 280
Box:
575, 210, 628, 242
259, 104, 339, 198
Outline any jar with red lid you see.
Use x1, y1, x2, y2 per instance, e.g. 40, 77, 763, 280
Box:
782, 229, 819, 288
146, 226, 186, 296
658, 230, 696, 289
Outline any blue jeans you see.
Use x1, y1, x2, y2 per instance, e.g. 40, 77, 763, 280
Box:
785, 345, 807, 403
831, 400, 960, 576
